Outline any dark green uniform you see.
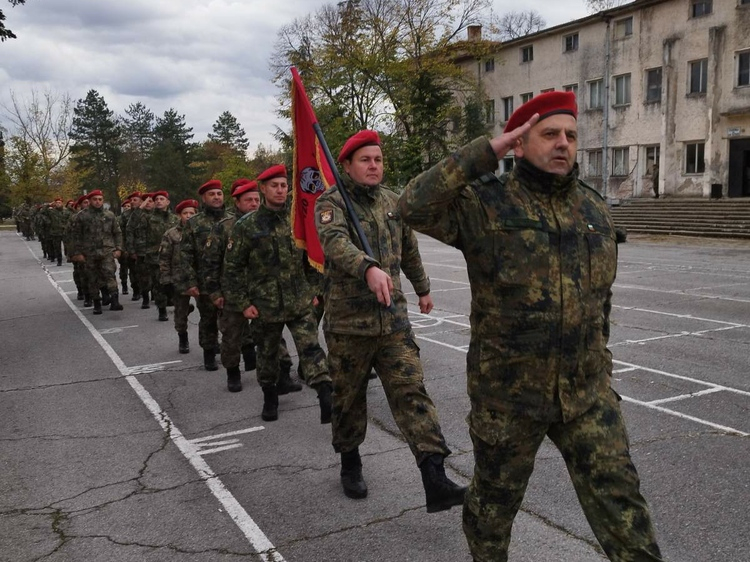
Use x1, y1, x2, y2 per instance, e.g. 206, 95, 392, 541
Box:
314, 175, 451, 463
142, 208, 179, 309
398, 137, 663, 562
160, 224, 192, 334
118, 209, 137, 295
127, 207, 153, 302
69, 205, 123, 300
48, 206, 68, 265
222, 203, 330, 389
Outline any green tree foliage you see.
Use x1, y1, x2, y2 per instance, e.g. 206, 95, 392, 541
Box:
69, 89, 122, 203
207, 111, 249, 154
0, 0, 26, 42
3, 135, 48, 203
120, 102, 155, 190
147, 108, 195, 202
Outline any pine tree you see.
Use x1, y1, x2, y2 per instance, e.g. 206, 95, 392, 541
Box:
147, 109, 195, 201
208, 111, 249, 154
120, 102, 155, 189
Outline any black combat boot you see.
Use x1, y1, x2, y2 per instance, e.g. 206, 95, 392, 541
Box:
316, 382, 332, 424
178, 332, 190, 354
56, 257, 62, 266
141, 291, 150, 309
101, 289, 111, 306
242, 345, 256, 372
121, 281, 128, 295
83, 294, 93, 307
76, 290, 84, 301
418, 454, 467, 513
109, 293, 123, 311
261, 386, 278, 421
158, 307, 168, 321
131, 290, 140, 301
340, 448, 367, 499
93, 299, 103, 315
227, 366, 242, 393
203, 349, 218, 371
277, 362, 302, 395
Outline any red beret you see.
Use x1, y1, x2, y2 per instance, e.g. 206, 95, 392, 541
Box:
127, 191, 143, 199
87, 190, 103, 199
257, 165, 287, 182
74, 196, 87, 208
142, 192, 154, 199
66, 199, 75, 205
54, 197, 62, 202
121, 198, 131, 205
175, 199, 199, 213
338, 130, 381, 162
230, 178, 251, 195
504, 90, 577, 133
199, 179, 223, 195
151, 190, 169, 199
233, 180, 258, 198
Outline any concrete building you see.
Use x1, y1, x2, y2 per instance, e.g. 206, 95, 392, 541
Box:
457, 0, 750, 199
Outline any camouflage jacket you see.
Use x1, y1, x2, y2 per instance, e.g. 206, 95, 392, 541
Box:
398, 136, 617, 422
126, 208, 151, 255
222, 203, 317, 322
47, 207, 68, 237
176, 206, 227, 294
159, 224, 183, 285
141, 208, 179, 264
119, 209, 131, 255
203, 212, 240, 308
69, 206, 123, 258
315, 175, 430, 337
34, 207, 49, 237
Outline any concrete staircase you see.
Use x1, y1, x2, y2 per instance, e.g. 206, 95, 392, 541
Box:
609, 198, 750, 239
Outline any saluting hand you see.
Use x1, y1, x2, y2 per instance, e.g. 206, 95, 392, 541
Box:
365, 266, 393, 308
243, 305, 259, 320
186, 286, 200, 298
213, 296, 224, 309
489, 113, 540, 158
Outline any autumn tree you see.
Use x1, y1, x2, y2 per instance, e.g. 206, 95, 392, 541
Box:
584, 0, 629, 12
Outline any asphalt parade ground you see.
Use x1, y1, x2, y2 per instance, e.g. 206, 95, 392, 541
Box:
1, 228, 749, 562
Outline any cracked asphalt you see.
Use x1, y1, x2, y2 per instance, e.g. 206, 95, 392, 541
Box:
1, 230, 748, 562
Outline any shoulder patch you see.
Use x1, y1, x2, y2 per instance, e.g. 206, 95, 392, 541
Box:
319, 209, 333, 224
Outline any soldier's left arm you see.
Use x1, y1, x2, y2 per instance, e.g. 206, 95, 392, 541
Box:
399, 221, 430, 297
221, 221, 252, 312
112, 214, 123, 252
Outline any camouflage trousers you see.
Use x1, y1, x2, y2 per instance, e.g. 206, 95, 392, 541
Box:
83, 253, 118, 299
463, 389, 663, 562
127, 255, 140, 293
73, 262, 85, 294
134, 257, 151, 296
118, 255, 136, 291
218, 308, 254, 369
147, 260, 168, 308
254, 309, 330, 388
325, 328, 450, 464
196, 294, 219, 351
173, 294, 192, 334
50, 236, 63, 261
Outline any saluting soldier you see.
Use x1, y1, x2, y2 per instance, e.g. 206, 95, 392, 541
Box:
223, 165, 332, 423
69, 190, 124, 315
176, 179, 227, 371
117, 197, 132, 295
66, 196, 89, 302
160, 199, 199, 354
48, 198, 68, 266
122, 191, 143, 300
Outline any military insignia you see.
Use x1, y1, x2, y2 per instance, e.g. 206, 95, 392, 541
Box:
320, 210, 333, 224
386, 211, 395, 219
206, 239, 212, 247
587, 224, 596, 232
227, 239, 233, 251
300, 167, 327, 195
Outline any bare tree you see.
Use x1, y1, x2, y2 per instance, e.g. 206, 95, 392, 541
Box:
496, 10, 545, 41
584, 0, 630, 13
2, 89, 72, 186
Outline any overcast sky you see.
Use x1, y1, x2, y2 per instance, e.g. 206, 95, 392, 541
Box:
0, 0, 591, 151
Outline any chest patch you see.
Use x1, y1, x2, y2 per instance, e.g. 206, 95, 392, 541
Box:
227, 239, 233, 251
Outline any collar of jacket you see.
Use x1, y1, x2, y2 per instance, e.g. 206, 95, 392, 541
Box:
342, 173, 380, 201
155, 208, 170, 216
204, 205, 225, 218
258, 201, 288, 219
513, 158, 579, 195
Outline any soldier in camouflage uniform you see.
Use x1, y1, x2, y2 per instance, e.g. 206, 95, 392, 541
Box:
34, 204, 51, 260
17, 202, 34, 240
177, 179, 227, 371
127, 194, 155, 308
122, 192, 143, 300
223, 165, 332, 422
315, 131, 465, 511
48, 198, 68, 266
69, 190, 124, 315
117, 197, 132, 295
160, 199, 198, 354
66, 196, 90, 302
138, 191, 179, 321
398, 91, 664, 562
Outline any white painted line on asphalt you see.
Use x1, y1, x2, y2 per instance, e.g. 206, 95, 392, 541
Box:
54, 279, 75, 283
610, 325, 742, 347
614, 283, 750, 304
99, 325, 140, 334
646, 387, 724, 406
416, 335, 469, 353
429, 277, 471, 285
612, 367, 638, 373
612, 305, 746, 327
126, 361, 183, 375
27, 242, 286, 562
196, 443, 243, 456
190, 427, 265, 443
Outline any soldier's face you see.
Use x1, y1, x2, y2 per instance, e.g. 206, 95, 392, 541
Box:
343, 145, 383, 187
514, 114, 577, 176
179, 207, 196, 224
80, 200, 90, 209
154, 195, 169, 210
142, 197, 155, 210
122, 203, 131, 210
236, 191, 260, 214
90, 196, 104, 209
260, 178, 288, 210
54, 201, 63, 209
202, 188, 224, 209
130, 197, 142, 207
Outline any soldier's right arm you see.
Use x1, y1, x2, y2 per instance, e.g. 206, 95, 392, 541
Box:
221, 220, 252, 312
398, 137, 499, 248
178, 218, 199, 290
203, 222, 227, 303
158, 229, 174, 285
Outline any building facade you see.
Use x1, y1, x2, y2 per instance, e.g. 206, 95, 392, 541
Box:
458, 0, 750, 199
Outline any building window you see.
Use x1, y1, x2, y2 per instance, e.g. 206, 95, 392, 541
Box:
588, 150, 603, 177
564, 33, 579, 52
685, 142, 705, 174
485, 99, 495, 124
485, 58, 495, 73
541, 88, 555, 94
613, 74, 631, 105
614, 17, 633, 39
689, 59, 708, 94
588, 79, 604, 109
521, 92, 534, 103
521, 45, 534, 63
645, 146, 660, 177
645, 68, 662, 102
563, 83, 579, 98
612, 147, 629, 176
738, 51, 750, 87
502, 96, 514, 121
691, 0, 712, 17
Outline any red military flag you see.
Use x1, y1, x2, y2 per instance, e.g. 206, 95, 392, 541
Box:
290, 67, 336, 272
